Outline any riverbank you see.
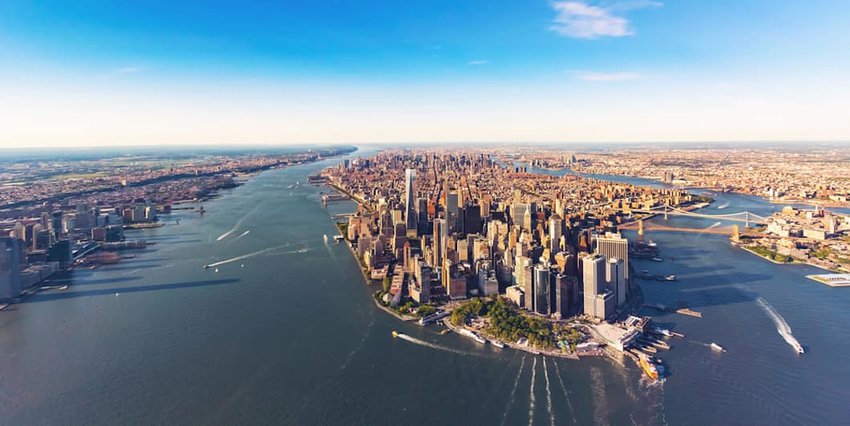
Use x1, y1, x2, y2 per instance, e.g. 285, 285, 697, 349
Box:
441, 315, 583, 360
738, 243, 839, 273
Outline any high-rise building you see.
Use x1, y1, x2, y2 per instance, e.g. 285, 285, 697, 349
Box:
446, 190, 459, 234
549, 215, 562, 257
607, 257, 627, 307
51, 211, 64, 239
533, 264, 551, 315
596, 232, 629, 279
404, 169, 417, 236
554, 272, 576, 318
433, 218, 446, 267
583, 254, 606, 318
463, 204, 482, 235
0, 237, 23, 300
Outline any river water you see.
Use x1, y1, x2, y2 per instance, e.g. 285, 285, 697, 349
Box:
0, 152, 846, 425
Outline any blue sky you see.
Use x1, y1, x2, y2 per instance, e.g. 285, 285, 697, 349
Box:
1, 0, 849, 147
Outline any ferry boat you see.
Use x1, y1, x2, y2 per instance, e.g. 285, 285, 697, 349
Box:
459, 328, 487, 344
639, 355, 661, 381
710, 342, 726, 352
491, 340, 505, 349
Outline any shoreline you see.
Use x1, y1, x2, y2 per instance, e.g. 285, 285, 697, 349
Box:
737, 244, 839, 273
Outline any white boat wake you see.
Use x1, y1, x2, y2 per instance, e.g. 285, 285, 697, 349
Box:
500, 356, 526, 426
205, 243, 291, 268
216, 205, 260, 241
230, 230, 251, 242
553, 361, 578, 424
756, 297, 804, 354
542, 358, 556, 426
716, 202, 729, 210
394, 333, 472, 356
528, 357, 537, 426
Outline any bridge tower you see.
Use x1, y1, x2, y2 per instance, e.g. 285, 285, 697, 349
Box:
731, 225, 740, 243
744, 212, 750, 228
638, 220, 645, 241
663, 205, 669, 220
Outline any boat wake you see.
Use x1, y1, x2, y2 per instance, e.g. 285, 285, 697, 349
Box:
339, 318, 375, 371
500, 356, 526, 426
394, 333, 472, 356
756, 297, 804, 354
716, 202, 729, 210
552, 361, 578, 425
230, 230, 251, 242
205, 243, 291, 268
216, 205, 260, 241
542, 358, 556, 426
528, 357, 537, 426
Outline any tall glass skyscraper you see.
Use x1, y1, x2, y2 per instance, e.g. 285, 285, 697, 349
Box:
404, 169, 417, 236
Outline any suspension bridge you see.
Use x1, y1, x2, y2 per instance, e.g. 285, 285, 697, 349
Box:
631, 205, 768, 227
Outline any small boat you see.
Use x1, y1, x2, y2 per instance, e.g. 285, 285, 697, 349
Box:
203, 265, 211, 269
642, 269, 650, 274
651, 257, 664, 262
710, 342, 726, 352
665, 275, 677, 281
491, 340, 505, 349
639, 354, 661, 381
391, 330, 399, 338
439, 329, 452, 335
214, 268, 219, 273
652, 327, 673, 337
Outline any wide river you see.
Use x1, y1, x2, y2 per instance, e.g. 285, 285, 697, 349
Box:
0, 150, 847, 425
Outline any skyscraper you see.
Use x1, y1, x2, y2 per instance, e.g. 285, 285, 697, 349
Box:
582, 254, 606, 318
433, 218, 446, 267
533, 264, 551, 315
596, 232, 629, 279
549, 215, 562, 256
404, 168, 417, 236
0, 237, 22, 300
607, 257, 627, 307
446, 190, 459, 234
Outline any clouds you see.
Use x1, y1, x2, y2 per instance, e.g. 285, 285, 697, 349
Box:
467, 60, 489, 66
571, 70, 641, 81
550, 1, 661, 39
